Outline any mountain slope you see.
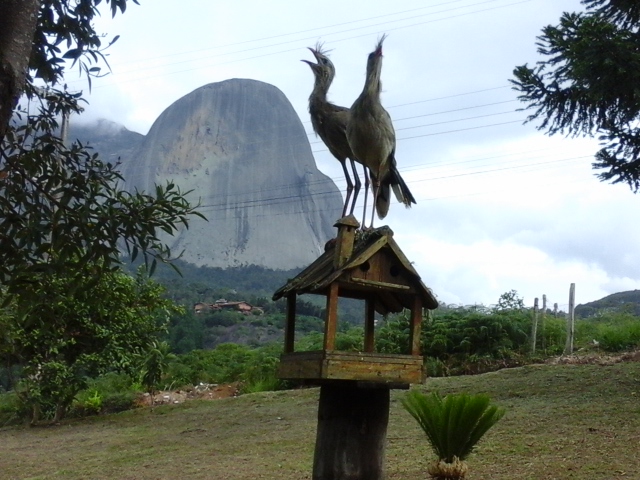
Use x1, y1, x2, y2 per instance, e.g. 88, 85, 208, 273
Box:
576, 289, 640, 317
74, 79, 344, 270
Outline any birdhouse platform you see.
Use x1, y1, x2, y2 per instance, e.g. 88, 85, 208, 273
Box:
278, 350, 424, 384
272, 215, 438, 387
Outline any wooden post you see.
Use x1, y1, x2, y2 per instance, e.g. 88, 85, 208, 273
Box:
531, 297, 539, 353
553, 303, 558, 317
409, 296, 423, 356
324, 283, 339, 351
313, 384, 390, 480
541, 294, 547, 352
564, 283, 575, 355
364, 297, 375, 353
284, 294, 296, 354
333, 216, 359, 269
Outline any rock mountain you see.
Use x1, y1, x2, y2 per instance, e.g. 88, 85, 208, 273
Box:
72, 79, 343, 270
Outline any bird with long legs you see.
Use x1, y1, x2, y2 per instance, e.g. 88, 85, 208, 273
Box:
302, 44, 369, 224
347, 35, 415, 228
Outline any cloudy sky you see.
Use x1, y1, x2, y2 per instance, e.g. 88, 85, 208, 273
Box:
71, 0, 640, 308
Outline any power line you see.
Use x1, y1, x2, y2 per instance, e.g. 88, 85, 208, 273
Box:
192, 154, 590, 214
69, 0, 531, 89
305, 98, 517, 136
115, 126, 593, 206
109, 0, 484, 68
187, 159, 595, 221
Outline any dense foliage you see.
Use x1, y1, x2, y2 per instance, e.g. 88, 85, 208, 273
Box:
2, 0, 202, 304
512, 0, 640, 190
0, 270, 179, 423
0, 0, 205, 425
2, 97, 202, 301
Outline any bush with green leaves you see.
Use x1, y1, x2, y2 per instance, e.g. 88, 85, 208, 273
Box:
428, 308, 530, 358
141, 341, 175, 399
167, 310, 205, 354
402, 390, 505, 479
164, 342, 287, 393
575, 313, 640, 351
166, 343, 255, 386
240, 343, 287, 393
1, 271, 179, 424
376, 313, 410, 354
0, 391, 22, 426
69, 372, 142, 417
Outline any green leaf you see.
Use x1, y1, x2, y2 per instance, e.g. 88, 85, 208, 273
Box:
402, 390, 505, 462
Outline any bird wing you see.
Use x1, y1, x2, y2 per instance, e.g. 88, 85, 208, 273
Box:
377, 106, 397, 178
315, 103, 355, 161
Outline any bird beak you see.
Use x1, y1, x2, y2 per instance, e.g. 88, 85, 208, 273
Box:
307, 47, 322, 63
301, 59, 319, 72
375, 34, 387, 56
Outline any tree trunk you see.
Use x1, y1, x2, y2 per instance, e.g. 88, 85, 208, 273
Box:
53, 401, 67, 424
0, 0, 40, 143
30, 402, 41, 426
312, 383, 390, 480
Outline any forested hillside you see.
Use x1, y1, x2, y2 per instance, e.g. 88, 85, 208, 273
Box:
576, 290, 640, 317
124, 259, 364, 352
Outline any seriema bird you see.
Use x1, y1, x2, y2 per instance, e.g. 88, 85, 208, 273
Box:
347, 35, 416, 228
302, 44, 369, 223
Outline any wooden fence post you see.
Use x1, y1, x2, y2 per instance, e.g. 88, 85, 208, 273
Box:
564, 283, 575, 355
531, 297, 539, 353
541, 294, 547, 352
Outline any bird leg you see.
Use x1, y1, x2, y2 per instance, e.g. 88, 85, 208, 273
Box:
347, 158, 361, 218
370, 178, 379, 229
361, 165, 370, 229
340, 159, 354, 218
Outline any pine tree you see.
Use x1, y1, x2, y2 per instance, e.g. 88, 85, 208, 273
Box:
512, 0, 640, 191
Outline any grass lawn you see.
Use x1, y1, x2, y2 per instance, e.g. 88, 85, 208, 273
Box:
1, 361, 639, 479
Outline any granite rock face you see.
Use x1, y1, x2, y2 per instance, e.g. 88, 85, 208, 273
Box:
76, 79, 343, 270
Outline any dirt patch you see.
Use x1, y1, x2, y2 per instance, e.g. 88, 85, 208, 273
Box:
548, 350, 640, 366
137, 382, 241, 407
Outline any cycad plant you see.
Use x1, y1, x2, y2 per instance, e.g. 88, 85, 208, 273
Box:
141, 341, 175, 404
401, 390, 505, 479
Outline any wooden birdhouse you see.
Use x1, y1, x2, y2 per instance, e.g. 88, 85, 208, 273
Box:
272, 215, 438, 386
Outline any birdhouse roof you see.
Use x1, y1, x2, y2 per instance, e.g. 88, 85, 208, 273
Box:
273, 225, 438, 314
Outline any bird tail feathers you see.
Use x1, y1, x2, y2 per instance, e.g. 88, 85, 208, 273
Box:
375, 182, 391, 220
389, 167, 416, 207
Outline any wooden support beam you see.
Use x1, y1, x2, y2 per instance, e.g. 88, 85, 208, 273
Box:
313, 384, 390, 480
350, 278, 411, 291
409, 296, 423, 356
284, 294, 296, 354
364, 297, 376, 353
324, 282, 339, 351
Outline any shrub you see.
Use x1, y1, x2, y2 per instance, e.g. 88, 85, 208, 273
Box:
0, 391, 21, 426
575, 313, 640, 352
69, 372, 141, 417
100, 391, 138, 413
402, 390, 505, 479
